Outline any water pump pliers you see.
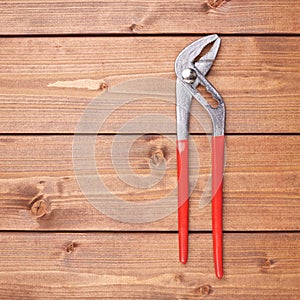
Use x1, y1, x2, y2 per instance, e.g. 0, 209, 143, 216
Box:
175, 34, 225, 279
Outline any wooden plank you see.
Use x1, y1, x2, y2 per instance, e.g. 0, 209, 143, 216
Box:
0, 36, 299, 134
0, 135, 299, 231
0, 232, 299, 299
1, 1, 299, 35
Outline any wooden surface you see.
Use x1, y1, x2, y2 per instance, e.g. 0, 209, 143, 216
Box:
1, 0, 299, 35
0, 135, 299, 231
0, 233, 299, 299
0, 36, 299, 133
0, 1, 300, 299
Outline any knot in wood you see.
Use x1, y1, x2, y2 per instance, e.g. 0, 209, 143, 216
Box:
207, 0, 229, 9
130, 23, 143, 33
261, 258, 275, 269
66, 242, 77, 254
100, 82, 108, 90
197, 285, 212, 297
30, 196, 48, 218
149, 150, 165, 168
174, 273, 184, 283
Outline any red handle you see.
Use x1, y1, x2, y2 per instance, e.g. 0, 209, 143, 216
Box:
176, 139, 189, 264
212, 135, 225, 279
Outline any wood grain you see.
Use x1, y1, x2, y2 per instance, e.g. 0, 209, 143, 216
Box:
0, 36, 299, 134
1, 0, 299, 35
0, 232, 299, 299
0, 135, 299, 231
1, 1, 299, 299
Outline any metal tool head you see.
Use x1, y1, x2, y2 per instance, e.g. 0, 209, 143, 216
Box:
175, 34, 221, 80
175, 35, 225, 137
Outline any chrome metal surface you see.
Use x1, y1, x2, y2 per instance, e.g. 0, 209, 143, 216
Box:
176, 78, 192, 140
181, 68, 197, 84
175, 34, 225, 137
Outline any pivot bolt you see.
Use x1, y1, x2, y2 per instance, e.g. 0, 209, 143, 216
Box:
182, 68, 197, 83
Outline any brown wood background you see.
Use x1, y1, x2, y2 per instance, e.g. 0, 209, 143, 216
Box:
0, 1, 299, 299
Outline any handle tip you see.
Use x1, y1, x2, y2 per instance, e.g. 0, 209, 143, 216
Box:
179, 234, 188, 264
215, 269, 223, 279
180, 255, 188, 264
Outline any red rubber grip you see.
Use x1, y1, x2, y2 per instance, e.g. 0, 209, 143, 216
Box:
212, 135, 225, 279
176, 139, 189, 264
